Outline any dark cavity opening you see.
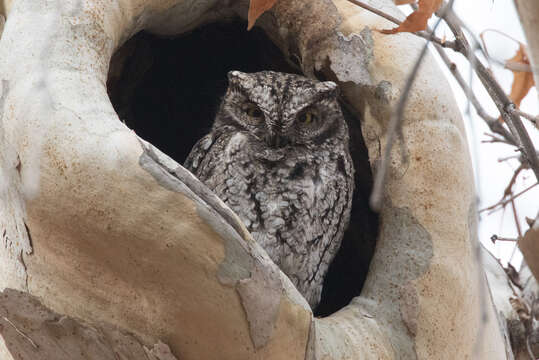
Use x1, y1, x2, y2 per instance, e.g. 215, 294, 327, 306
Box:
107, 19, 378, 317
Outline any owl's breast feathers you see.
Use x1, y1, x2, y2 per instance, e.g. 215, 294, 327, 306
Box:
185, 125, 353, 307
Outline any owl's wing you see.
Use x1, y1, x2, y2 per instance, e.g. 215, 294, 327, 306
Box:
184, 125, 235, 177
293, 154, 355, 308
184, 132, 216, 174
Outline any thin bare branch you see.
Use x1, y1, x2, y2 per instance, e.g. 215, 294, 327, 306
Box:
507, 199, 521, 265
497, 153, 522, 162
347, 0, 539, 202
432, 44, 517, 145
505, 103, 539, 128
505, 61, 532, 73
480, 182, 538, 213
346, 0, 458, 50
346, 0, 402, 24
481, 133, 514, 146
503, 164, 525, 197
347, 0, 534, 152
480, 29, 534, 72
442, 7, 539, 181
490, 234, 518, 243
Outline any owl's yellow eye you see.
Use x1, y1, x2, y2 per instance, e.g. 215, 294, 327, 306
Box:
243, 103, 263, 119
299, 110, 316, 125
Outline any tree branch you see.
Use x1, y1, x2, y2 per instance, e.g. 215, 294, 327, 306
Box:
479, 182, 538, 213
441, 7, 539, 181
506, 104, 538, 129
432, 43, 517, 145
346, 0, 458, 51
346, 0, 539, 181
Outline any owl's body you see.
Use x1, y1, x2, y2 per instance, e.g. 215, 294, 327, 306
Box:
185, 71, 354, 308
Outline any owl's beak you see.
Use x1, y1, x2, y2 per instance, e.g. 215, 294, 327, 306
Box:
265, 133, 288, 148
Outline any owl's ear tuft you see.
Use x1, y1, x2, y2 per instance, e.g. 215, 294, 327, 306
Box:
227, 70, 248, 83
316, 81, 339, 97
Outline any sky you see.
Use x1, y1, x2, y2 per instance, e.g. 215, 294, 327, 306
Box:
425, 0, 538, 267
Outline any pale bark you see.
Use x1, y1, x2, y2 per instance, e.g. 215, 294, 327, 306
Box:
0, 0, 507, 358
519, 262, 539, 359
0, 288, 177, 360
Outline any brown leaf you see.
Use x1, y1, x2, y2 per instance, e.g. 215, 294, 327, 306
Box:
506, 44, 535, 108
247, 0, 278, 30
380, 0, 442, 34
519, 222, 539, 283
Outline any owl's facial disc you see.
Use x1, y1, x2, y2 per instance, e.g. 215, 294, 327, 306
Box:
222, 70, 344, 149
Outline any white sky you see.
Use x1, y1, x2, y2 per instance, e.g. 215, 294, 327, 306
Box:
425, 0, 538, 267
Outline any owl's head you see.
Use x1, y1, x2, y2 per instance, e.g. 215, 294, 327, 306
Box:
215, 71, 346, 151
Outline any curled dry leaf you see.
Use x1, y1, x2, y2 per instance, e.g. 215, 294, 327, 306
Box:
518, 220, 539, 282
380, 0, 442, 34
506, 44, 535, 109
247, 0, 278, 30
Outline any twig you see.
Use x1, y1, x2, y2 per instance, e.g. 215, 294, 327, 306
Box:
490, 234, 518, 243
511, 199, 523, 239
442, 8, 539, 182
505, 104, 538, 128
348, 0, 539, 201
503, 164, 525, 197
505, 61, 532, 73
346, 0, 402, 24
479, 182, 538, 213
480, 29, 534, 72
347, 0, 531, 151
507, 198, 522, 265
418, 4, 536, 150
369, 0, 455, 211
432, 44, 517, 145
497, 154, 522, 162
345, 0, 458, 51
2, 316, 39, 349
482, 133, 514, 146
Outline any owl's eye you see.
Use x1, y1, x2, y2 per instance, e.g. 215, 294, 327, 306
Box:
298, 110, 317, 125
243, 103, 263, 119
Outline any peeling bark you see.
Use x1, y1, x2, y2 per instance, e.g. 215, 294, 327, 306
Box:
0, 288, 177, 360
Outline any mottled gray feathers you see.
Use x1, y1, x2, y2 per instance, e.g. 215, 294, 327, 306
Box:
185, 71, 354, 308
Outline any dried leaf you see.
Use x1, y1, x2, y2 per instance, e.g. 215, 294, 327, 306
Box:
247, 0, 278, 30
380, 0, 442, 34
506, 44, 535, 108
519, 222, 539, 282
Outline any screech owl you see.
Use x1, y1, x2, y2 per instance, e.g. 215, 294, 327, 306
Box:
185, 71, 354, 308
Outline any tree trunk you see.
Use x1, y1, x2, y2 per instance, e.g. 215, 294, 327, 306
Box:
0, 0, 509, 358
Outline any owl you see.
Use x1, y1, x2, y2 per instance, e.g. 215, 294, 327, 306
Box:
185, 71, 354, 308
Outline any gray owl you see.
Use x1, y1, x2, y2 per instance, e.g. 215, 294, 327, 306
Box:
185, 71, 354, 308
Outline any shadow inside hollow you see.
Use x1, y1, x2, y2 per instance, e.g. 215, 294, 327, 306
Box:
107, 19, 378, 316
